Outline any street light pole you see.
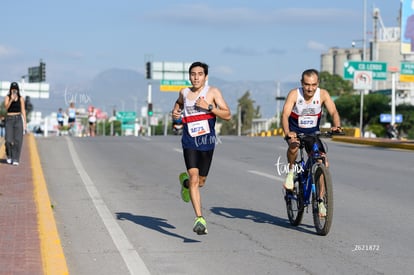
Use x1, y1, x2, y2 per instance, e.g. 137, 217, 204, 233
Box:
359, 0, 367, 138
363, 0, 367, 61
390, 67, 399, 125
275, 82, 285, 131
146, 82, 152, 136
237, 105, 241, 136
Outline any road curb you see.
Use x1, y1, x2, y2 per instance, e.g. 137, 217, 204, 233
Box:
28, 134, 69, 275
332, 136, 414, 150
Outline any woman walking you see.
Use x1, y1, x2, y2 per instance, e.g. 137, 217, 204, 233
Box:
4, 82, 26, 165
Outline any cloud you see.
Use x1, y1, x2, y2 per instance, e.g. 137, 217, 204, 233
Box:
0, 45, 18, 58
307, 40, 328, 51
268, 48, 286, 55
222, 46, 287, 56
144, 4, 357, 28
213, 65, 234, 76
222, 46, 262, 56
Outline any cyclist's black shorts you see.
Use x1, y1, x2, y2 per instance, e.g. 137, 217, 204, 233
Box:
183, 148, 214, 177
285, 135, 326, 154
302, 135, 326, 154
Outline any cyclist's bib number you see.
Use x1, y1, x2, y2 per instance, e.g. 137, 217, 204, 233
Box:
298, 115, 318, 128
188, 120, 210, 137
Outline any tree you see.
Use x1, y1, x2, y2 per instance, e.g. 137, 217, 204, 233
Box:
335, 93, 389, 129
220, 91, 260, 135
396, 104, 414, 139
0, 100, 6, 117
319, 71, 353, 96
25, 96, 34, 122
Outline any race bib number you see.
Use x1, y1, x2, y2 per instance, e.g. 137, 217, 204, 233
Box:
298, 115, 318, 128
188, 120, 210, 137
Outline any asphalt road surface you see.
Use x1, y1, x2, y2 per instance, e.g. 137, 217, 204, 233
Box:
35, 135, 414, 275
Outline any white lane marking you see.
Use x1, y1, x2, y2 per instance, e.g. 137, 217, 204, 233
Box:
248, 170, 285, 182
66, 137, 150, 275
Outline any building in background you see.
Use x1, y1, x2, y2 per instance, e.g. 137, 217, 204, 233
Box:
321, 6, 414, 105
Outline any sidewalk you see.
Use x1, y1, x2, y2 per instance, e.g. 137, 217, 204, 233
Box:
0, 135, 68, 275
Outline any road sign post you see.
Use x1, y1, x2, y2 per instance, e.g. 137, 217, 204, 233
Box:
343, 61, 388, 138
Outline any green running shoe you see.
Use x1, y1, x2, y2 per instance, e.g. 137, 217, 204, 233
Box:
193, 216, 208, 235
179, 172, 190, 203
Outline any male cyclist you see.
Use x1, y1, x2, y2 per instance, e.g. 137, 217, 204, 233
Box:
281, 69, 341, 216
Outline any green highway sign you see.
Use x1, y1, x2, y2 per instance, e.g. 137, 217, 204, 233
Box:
343, 61, 387, 80
116, 111, 136, 130
160, 79, 192, 92
116, 111, 136, 122
160, 80, 191, 86
400, 62, 414, 82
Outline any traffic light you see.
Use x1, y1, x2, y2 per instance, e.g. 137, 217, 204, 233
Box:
146, 62, 151, 79
148, 103, 153, 116
39, 62, 46, 82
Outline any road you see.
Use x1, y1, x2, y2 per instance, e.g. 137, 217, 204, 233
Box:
35, 135, 414, 275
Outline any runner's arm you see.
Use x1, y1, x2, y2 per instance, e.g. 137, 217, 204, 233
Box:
211, 87, 231, 121
172, 90, 184, 119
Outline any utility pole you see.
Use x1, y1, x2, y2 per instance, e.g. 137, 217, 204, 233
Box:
360, 0, 367, 137
237, 105, 241, 136
146, 61, 152, 136
275, 82, 285, 130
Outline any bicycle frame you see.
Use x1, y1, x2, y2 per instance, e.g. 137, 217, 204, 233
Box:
284, 131, 339, 235
295, 135, 325, 207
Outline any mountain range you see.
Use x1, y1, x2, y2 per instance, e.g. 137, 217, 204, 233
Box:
30, 68, 297, 119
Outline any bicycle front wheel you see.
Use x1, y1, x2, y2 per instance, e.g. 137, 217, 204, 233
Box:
285, 175, 304, 226
312, 164, 333, 236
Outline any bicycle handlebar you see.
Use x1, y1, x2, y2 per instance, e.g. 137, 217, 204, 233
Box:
286, 130, 345, 140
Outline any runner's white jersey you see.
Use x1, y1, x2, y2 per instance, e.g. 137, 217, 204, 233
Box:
181, 85, 216, 150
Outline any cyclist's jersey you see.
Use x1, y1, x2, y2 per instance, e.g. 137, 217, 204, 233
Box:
181, 86, 216, 151
288, 87, 322, 134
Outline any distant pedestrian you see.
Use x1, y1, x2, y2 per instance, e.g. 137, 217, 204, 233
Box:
0, 115, 5, 137
386, 123, 399, 139
66, 102, 77, 135
57, 108, 65, 135
88, 106, 97, 136
4, 82, 26, 165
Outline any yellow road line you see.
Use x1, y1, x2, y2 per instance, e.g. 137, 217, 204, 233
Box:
28, 134, 69, 275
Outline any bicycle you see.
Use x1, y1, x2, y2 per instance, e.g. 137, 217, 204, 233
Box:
284, 130, 342, 236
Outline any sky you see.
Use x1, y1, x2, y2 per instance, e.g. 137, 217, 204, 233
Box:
0, 0, 401, 86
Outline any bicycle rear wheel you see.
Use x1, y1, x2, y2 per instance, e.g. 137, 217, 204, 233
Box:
312, 164, 333, 236
285, 175, 304, 226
